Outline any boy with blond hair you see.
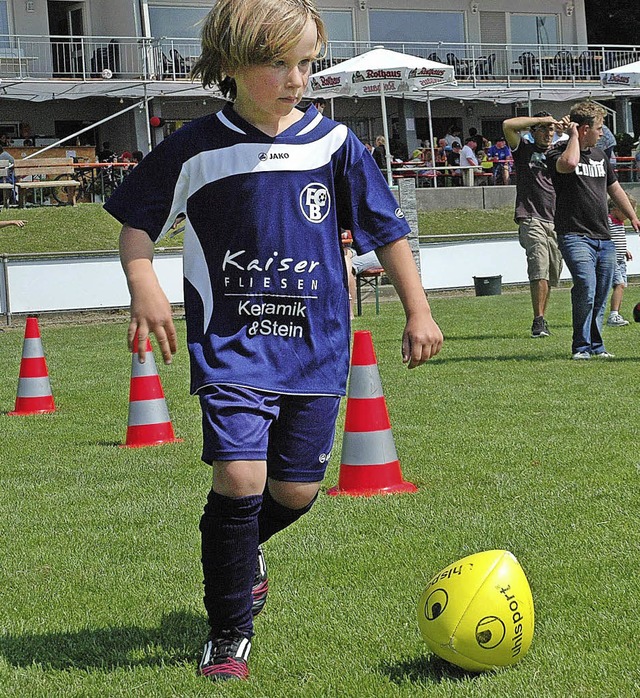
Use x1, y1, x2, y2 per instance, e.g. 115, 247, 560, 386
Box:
105, 0, 442, 681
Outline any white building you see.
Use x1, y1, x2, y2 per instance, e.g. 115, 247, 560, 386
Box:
0, 1, 637, 157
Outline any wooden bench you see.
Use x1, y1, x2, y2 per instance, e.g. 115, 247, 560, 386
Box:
0, 165, 15, 208
356, 267, 385, 316
14, 157, 81, 208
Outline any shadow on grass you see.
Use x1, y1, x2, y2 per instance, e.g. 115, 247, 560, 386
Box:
0, 609, 208, 671
426, 353, 568, 364
380, 653, 475, 684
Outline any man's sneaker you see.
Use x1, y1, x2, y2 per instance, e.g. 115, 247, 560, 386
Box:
531, 316, 550, 338
607, 312, 629, 327
252, 546, 268, 617
199, 629, 251, 681
593, 351, 615, 358
572, 351, 591, 360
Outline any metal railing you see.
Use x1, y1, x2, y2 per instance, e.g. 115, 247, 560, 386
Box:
317, 41, 640, 88
0, 35, 200, 81
0, 35, 639, 86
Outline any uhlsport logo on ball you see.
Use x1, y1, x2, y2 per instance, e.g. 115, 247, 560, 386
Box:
417, 550, 534, 672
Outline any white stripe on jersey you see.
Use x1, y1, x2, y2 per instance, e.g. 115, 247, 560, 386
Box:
217, 109, 246, 135
297, 112, 323, 136
183, 124, 348, 198
183, 221, 214, 334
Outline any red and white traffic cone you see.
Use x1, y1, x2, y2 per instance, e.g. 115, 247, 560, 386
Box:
121, 335, 182, 447
8, 316, 56, 416
328, 330, 417, 496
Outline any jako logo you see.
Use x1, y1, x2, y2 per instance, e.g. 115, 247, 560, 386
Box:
395, 207, 405, 219
258, 152, 289, 162
300, 183, 331, 223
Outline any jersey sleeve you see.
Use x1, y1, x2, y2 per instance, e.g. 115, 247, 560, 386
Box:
334, 141, 410, 255
104, 137, 187, 242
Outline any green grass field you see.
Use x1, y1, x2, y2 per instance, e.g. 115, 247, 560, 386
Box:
2, 291, 639, 697
0, 204, 517, 255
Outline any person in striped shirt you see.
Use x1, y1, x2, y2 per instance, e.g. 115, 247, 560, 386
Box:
607, 194, 637, 326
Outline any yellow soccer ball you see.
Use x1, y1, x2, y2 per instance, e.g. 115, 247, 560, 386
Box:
417, 550, 534, 672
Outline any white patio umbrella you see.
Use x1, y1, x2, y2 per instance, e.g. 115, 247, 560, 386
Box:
600, 60, 640, 88
308, 47, 457, 185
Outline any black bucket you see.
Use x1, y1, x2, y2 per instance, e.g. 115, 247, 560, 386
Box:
473, 275, 502, 296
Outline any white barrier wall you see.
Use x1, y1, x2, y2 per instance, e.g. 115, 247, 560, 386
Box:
1, 252, 184, 314
3, 235, 640, 316
419, 234, 640, 289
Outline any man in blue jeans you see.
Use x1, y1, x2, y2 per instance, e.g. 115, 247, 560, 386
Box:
547, 102, 639, 360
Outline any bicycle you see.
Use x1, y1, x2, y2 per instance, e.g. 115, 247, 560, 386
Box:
52, 160, 126, 205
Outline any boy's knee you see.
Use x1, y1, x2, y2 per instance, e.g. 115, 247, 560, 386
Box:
268, 479, 320, 511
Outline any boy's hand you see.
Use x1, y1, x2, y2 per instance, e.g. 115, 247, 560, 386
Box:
626, 250, 633, 261
402, 313, 443, 368
128, 284, 177, 364
120, 225, 177, 365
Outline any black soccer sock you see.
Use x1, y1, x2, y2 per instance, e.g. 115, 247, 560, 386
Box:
200, 490, 262, 638
258, 486, 318, 545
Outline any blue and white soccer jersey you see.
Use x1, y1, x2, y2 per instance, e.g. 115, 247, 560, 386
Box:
105, 104, 409, 397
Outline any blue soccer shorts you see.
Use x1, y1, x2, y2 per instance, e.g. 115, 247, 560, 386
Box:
198, 384, 340, 482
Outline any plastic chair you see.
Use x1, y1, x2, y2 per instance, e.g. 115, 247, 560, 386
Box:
170, 48, 188, 77
446, 53, 469, 77
518, 51, 538, 79
576, 50, 595, 79
475, 53, 496, 79
553, 50, 574, 78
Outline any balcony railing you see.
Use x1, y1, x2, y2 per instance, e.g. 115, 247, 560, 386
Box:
0, 35, 201, 81
0, 35, 638, 87
317, 41, 640, 88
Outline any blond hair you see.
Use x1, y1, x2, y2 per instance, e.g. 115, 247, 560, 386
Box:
191, 0, 327, 99
570, 101, 606, 128
609, 195, 637, 212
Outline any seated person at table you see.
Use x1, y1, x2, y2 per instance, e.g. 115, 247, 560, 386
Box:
477, 150, 493, 179
445, 141, 462, 185
372, 135, 387, 170
344, 249, 382, 316
418, 149, 436, 186
98, 141, 116, 162
486, 136, 512, 185
351, 249, 381, 276
460, 137, 480, 168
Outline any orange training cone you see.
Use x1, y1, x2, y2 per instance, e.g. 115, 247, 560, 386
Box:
8, 316, 56, 416
121, 335, 182, 447
328, 330, 417, 496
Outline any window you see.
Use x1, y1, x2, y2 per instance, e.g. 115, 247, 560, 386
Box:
509, 14, 559, 49
0, 1, 9, 48
148, 6, 208, 38
320, 10, 353, 43
369, 11, 465, 45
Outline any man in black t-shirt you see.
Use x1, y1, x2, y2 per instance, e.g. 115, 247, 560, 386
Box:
504, 112, 564, 338
547, 101, 640, 360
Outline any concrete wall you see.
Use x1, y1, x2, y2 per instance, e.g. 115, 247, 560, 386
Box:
416, 183, 640, 211
416, 184, 515, 210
